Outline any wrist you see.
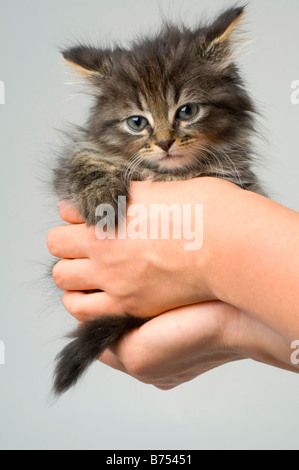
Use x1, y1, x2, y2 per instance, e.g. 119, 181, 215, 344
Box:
213, 302, 251, 361
222, 306, 299, 374
201, 181, 299, 340
192, 177, 246, 302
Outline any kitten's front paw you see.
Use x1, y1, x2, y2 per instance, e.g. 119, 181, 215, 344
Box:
78, 185, 127, 226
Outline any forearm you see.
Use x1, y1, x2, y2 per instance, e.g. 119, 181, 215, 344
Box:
204, 183, 299, 340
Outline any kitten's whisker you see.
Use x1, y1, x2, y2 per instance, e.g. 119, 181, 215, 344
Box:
194, 145, 226, 179
205, 143, 244, 188
122, 154, 144, 185
204, 145, 231, 178
127, 158, 143, 182
196, 142, 244, 188
122, 154, 139, 182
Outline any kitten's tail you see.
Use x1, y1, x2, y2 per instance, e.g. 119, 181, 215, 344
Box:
53, 314, 149, 397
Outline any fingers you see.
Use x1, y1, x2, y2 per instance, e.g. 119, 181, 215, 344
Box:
59, 201, 85, 224
52, 258, 103, 291
61, 290, 131, 375
62, 290, 123, 321
47, 224, 93, 259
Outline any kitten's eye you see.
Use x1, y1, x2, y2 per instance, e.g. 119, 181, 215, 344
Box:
126, 116, 149, 132
176, 104, 199, 121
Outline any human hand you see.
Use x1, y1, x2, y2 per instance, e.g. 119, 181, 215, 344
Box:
47, 180, 299, 388
47, 178, 241, 319
62, 299, 298, 390
102, 302, 298, 389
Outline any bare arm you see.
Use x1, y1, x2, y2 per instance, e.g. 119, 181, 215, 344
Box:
202, 180, 299, 340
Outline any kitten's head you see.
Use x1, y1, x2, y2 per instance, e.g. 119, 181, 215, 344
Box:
62, 6, 255, 177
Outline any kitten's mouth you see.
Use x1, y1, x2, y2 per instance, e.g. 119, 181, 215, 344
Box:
162, 152, 184, 160
157, 151, 194, 171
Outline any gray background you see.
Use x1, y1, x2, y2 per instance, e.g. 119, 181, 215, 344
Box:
0, 0, 298, 450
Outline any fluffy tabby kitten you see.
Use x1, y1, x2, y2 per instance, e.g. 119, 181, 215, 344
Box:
52, 5, 265, 396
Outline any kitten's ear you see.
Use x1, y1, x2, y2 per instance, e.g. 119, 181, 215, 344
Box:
199, 6, 246, 60
61, 45, 112, 77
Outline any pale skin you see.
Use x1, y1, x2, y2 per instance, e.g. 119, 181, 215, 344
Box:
47, 178, 299, 389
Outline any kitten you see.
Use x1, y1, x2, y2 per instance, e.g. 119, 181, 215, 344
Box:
52, 5, 265, 396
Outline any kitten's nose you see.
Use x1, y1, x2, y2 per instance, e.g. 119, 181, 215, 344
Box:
156, 139, 175, 152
